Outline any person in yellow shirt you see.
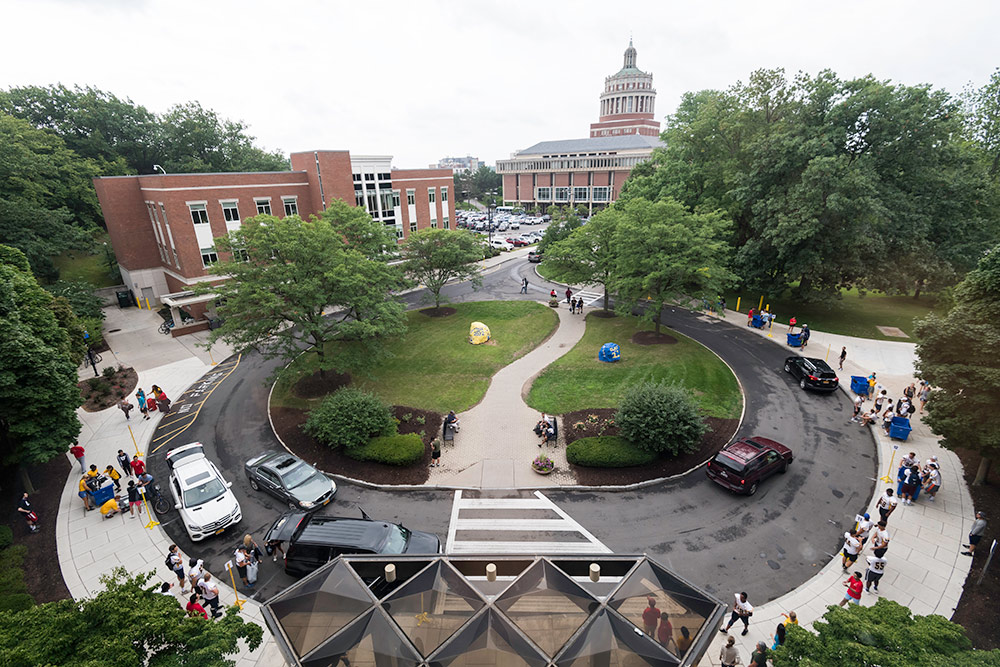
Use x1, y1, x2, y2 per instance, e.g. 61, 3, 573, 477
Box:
781, 610, 798, 626
78, 477, 93, 511
86, 464, 99, 478
104, 465, 122, 491
100, 496, 122, 519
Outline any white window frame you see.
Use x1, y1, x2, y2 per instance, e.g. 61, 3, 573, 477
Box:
406, 189, 415, 205
573, 187, 589, 201
188, 202, 209, 225
254, 197, 272, 215
428, 188, 436, 204
443, 217, 450, 229
392, 190, 401, 208
409, 220, 417, 233
282, 196, 298, 216
221, 200, 240, 223
441, 186, 448, 203
200, 247, 219, 268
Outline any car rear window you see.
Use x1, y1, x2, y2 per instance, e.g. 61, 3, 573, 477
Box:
712, 453, 747, 475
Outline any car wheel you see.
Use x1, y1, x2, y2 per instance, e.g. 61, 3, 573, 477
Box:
249, 477, 259, 491
747, 482, 759, 496
784, 362, 791, 373
780, 461, 789, 474
799, 378, 807, 390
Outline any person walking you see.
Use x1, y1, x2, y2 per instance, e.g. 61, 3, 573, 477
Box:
104, 465, 122, 491
772, 623, 786, 650
188, 558, 205, 591
839, 346, 847, 370
719, 592, 753, 636
781, 610, 798, 626
872, 521, 891, 558
800, 324, 810, 348
576, 297, 584, 315
569, 298, 576, 314
641, 597, 660, 636
243, 533, 263, 562
656, 612, 675, 650
787, 316, 797, 333
876, 488, 898, 524
565, 287, 573, 304
749, 642, 769, 667
117, 449, 133, 478
923, 463, 941, 501
167, 544, 188, 593
234, 546, 252, 589
520, 277, 528, 294
136, 388, 150, 420
127, 480, 143, 517
747, 307, 755, 326
118, 397, 134, 421
904, 382, 916, 401
850, 394, 864, 423
855, 513, 874, 547
130, 455, 146, 477
865, 553, 887, 593
918, 382, 931, 412
963, 511, 987, 556
841, 530, 862, 570
198, 573, 222, 618
430, 438, 441, 468
839, 571, 864, 606
69, 441, 86, 473
17, 493, 39, 533
186, 593, 209, 619
719, 636, 740, 667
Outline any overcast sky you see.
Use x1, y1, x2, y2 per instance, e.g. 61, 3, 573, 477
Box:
2, 0, 997, 169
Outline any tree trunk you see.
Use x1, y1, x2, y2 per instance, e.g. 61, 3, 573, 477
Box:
654, 306, 662, 335
973, 456, 992, 485
603, 289, 609, 312
19, 467, 35, 495
913, 279, 923, 300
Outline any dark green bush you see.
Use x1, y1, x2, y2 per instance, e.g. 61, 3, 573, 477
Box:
567, 436, 658, 467
346, 434, 425, 466
101, 366, 116, 379
303, 387, 395, 450
0, 526, 12, 549
0, 545, 32, 611
616, 382, 707, 456
0, 593, 34, 612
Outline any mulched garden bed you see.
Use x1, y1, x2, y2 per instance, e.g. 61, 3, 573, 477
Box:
0, 456, 72, 603
631, 331, 678, 345
77, 366, 138, 412
561, 408, 738, 486
419, 307, 456, 317
950, 447, 1000, 649
270, 405, 442, 486
292, 370, 351, 400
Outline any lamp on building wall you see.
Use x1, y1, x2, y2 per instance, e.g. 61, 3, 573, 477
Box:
152, 164, 167, 175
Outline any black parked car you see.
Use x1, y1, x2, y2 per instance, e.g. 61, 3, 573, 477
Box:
783, 356, 839, 392
244, 452, 337, 511
265, 510, 442, 577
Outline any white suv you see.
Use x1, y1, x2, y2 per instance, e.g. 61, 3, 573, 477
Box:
166, 443, 242, 541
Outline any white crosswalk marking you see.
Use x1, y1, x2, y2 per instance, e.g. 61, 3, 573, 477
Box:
575, 290, 603, 307
446, 490, 612, 555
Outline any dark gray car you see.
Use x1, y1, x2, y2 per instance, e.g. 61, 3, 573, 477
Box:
244, 452, 337, 511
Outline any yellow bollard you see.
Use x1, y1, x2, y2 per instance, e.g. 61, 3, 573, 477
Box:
736, 297, 741, 313
145, 297, 151, 310
135, 294, 142, 309
225, 562, 246, 610
209, 346, 217, 366
826, 344, 831, 361
127, 424, 144, 458
758, 295, 764, 312
141, 487, 160, 530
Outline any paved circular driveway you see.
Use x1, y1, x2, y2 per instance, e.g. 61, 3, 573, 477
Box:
146, 257, 875, 605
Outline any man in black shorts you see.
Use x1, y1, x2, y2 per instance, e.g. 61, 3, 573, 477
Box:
963, 511, 987, 556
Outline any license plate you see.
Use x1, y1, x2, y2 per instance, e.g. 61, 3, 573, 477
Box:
323, 497, 331, 505
719, 471, 728, 478
215, 527, 226, 535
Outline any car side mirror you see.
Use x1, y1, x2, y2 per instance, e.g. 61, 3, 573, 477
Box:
226, 481, 233, 488
174, 503, 181, 510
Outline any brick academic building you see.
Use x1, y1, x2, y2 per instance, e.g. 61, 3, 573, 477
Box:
94, 151, 455, 318
497, 41, 663, 212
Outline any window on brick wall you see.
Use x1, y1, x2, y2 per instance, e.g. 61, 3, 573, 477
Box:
428, 188, 436, 204
392, 190, 401, 208
443, 217, 450, 229
441, 187, 448, 202
395, 225, 404, 241
189, 203, 209, 225
222, 201, 240, 223
409, 220, 417, 233
201, 248, 219, 268
430, 221, 437, 229
255, 199, 272, 215
355, 189, 365, 207
574, 187, 589, 201
407, 189, 415, 205
282, 197, 298, 216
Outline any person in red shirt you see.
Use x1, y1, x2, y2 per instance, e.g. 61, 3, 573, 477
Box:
839, 571, 863, 606
656, 611, 675, 649
185, 593, 208, 619
130, 455, 146, 476
641, 597, 660, 636
69, 442, 86, 473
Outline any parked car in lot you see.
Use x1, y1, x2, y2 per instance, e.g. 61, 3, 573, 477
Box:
245, 452, 337, 511
490, 239, 512, 251
166, 443, 242, 541
265, 510, 442, 577
528, 250, 543, 263
507, 237, 530, 247
783, 356, 839, 392
705, 437, 793, 496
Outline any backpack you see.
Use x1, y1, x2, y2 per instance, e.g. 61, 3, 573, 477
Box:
165, 553, 175, 569
907, 404, 916, 415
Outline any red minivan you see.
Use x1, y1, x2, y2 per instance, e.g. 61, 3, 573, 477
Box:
705, 437, 793, 496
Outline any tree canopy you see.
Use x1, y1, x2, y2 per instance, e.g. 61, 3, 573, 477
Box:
0, 245, 82, 466
914, 244, 1000, 484
203, 203, 409, 377
543, 208, 621, 311
773, 598, 1000, 666
453, 165, 502, 203
401, 228, 484, 308
0, 568, 263, 667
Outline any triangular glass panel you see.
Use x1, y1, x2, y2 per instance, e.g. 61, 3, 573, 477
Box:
494, 559, 599, 657
607, 558, 714, 653
303, 607, 421, 667
382, 560, 486, 656
555, 608, 680, 667
269, 559, 374, 657
430, 607, 548, 667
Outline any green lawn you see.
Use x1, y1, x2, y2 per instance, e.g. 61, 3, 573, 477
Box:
726, 288, 940, 340
526, 314, 742, 418
273, 301, 558, 413
51, 234, 120, 287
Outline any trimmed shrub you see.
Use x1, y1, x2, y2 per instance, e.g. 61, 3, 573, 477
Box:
0, 545, 32, 611
346, 434, 425, 466
567, 436, 658, 468
0, 526, 11, 549
304, 387, 395, 450
615, 382, 707, 456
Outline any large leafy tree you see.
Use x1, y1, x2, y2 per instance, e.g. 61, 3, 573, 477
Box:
773, 598, 1000, 666
536, 206, 583, 253
542, 208, 621, 311
614, 198, 735, 334
401, 228, 484, 309
0, 568, 262, 667
203, 206, 408, 377
159, 102, 288, 173
453, 165, 501, 202
963, 67, 1000, 180
0, 245, 82, 467
914, 245, 1000, 484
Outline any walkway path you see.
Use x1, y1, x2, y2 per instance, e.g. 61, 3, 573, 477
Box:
428, 301, 586, 487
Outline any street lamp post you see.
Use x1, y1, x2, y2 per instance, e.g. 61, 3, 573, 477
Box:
488, 203, 495, 246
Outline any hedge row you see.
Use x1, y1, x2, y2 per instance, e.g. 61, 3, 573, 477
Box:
567, 436, 658, 468
344, 433, 425, 466
0, 544, 34, 612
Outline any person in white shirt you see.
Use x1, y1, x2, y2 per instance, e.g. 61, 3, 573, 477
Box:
198, 573, 222, 618
855, 514, 874, 546
865, 554, 887, 593
187, 558, 205, 591
899, 452, 918, 470
841, 531, 862, 570
719, 592, 753, 636
876, 489, 898, 524
923, 465, 941, 501
859, 408, 880, 426
872, 521, 891, 558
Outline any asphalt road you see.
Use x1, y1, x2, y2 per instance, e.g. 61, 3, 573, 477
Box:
147, 256, 875, 606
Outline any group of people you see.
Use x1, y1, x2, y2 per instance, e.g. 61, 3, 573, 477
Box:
71, 444, 155, 518
533, 413, 556, 446
546, 287, 586, 314
852, 378, 926, 432
718, 592, 790, 667
838, 506, 892, 601
640, 597, 694, 654
119, 385, 172, 421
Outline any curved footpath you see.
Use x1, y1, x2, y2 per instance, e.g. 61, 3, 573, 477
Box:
56, 280, 978, 667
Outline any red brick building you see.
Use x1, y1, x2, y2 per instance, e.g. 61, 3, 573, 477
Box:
497, 41, 662, 212
94, 150, 455, 312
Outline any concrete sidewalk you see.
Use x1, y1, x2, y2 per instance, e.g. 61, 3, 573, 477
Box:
699, 309, 976, 665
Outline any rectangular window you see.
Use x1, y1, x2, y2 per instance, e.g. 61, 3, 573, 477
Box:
443, 218, 450, 229
200, 248, 219, 268
378, 172, 391, 180
379, 191, 394, 213
409, 220, 417, 233
396, 226, 405, 240
221, 201, 240, 223
535, 187, 552, 201
406, 189, 415, 205
255, 198, 272, 215
555, 187, 569, 202
282, 197, 298, 216
355, 190, 365, 207
441, 187, 448, 202
430, 221, 437, 229
428, 188, 436, 204
392, 190, 401, 208
189, 203, 209, 225
592, 186, 610, 202
364, 173, 375, 181
574, 186, 589, 201
367, 193, 377, 213
352, 174, 362, 182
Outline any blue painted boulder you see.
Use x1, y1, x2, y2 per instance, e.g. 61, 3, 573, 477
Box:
598, 342, 621, 363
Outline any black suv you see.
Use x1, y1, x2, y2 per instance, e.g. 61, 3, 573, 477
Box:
265, 510, 441, 577
783, 356, 839, 392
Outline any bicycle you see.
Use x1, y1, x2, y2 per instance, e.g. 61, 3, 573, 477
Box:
158, 320, 175, 335
146, 484, 172, 515
81, 351, 103, 368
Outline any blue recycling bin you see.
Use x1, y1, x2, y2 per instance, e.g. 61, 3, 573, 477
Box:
889, 416, 912, 441
751, 314, 766, 329
850, 376, 870, 397
896, 464, 922, 500
786, 332, 803, 347
91, 480, 115, 506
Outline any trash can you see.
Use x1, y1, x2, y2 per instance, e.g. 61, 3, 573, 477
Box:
116, 290, 134, 308
896, 465, 922, 500
850, 376, 870, 397
786, 332, 803, 347
91, 479, 115, 506
889, 417, 912, 441
751, 314, 765, 329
